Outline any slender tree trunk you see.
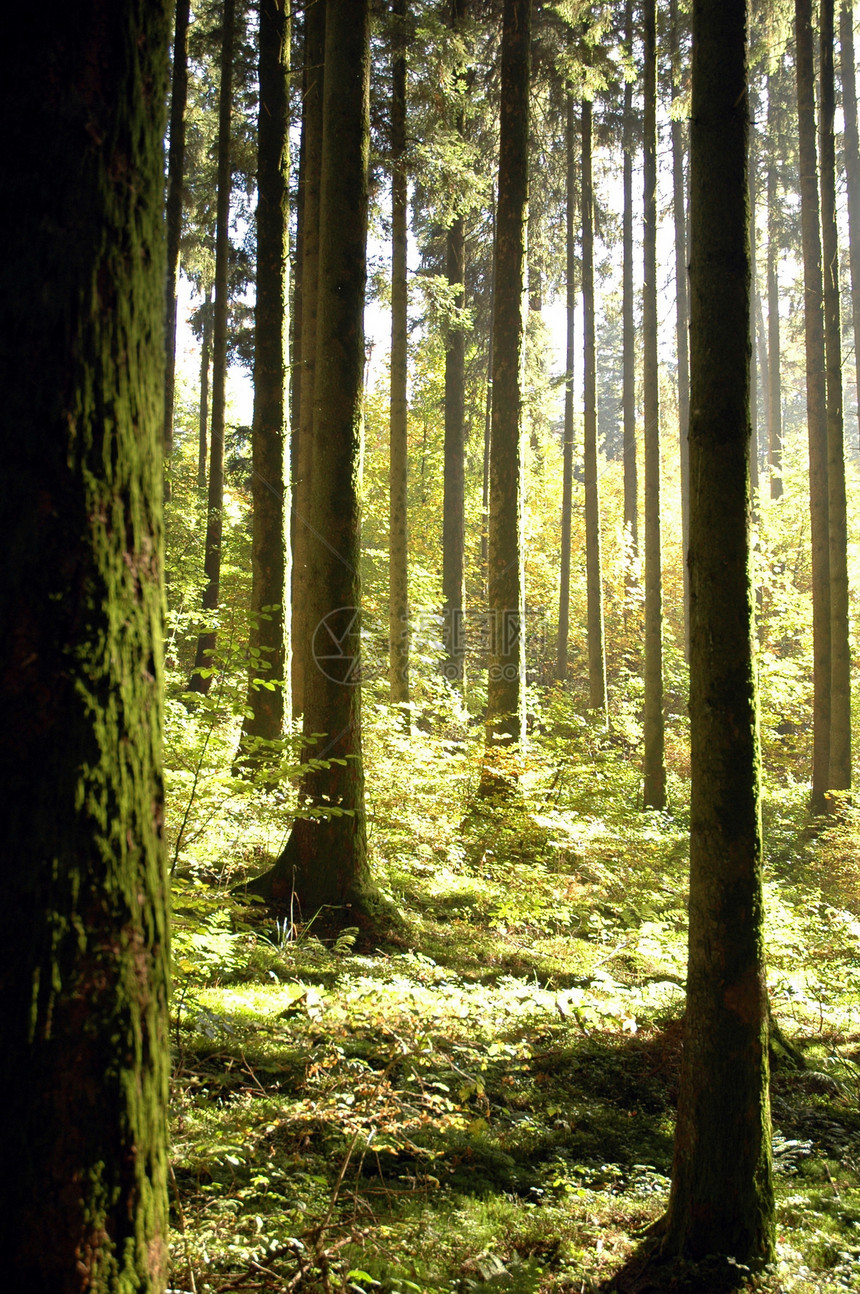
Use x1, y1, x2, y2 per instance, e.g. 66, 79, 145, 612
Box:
670, 0, 690, 656
749, 102, 760, 500
622, 0, 638, 574
389, 0, 410, 706
820, 0, 852, 796
189, 0, 236, 694
239, 0, 290, 753
581, 97, 607, 716
443, 210, 467, 684
766, 73, 784, 499
795, 0, 832, 814
290, 0, 325, 719
198, 286, 212, 490
0, 4, 171, 1286
642, 0, 666, 810
290, 15, 305, 648
246, 0, 374, 916
481, 0, 530, 787
481, 200, 496, 592
839, 1, 860, 446
664, 0, 775, 1263
164, 0, 190, 500
557, 91, 576, 682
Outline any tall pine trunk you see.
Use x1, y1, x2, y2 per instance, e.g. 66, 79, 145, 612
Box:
622, 0, 638, 575
239, 0, 290, 752
481, 0, 530, 787
581, 97, 607, 716
766, 71, 784, 500
0, 4, 171, 1285
389, 0, 410, 706
290, 0, 325, 719
820, 0, 852, 796
795, 0, 832, 814
839, 1, 860, 446
557, 91, 576, 682
189, 0, 236, 694
246, 0, 375, 916
163, 0, 191, 498
642, 0, 666, 810
664, 0, 775, 1260
669, 0, 690, 656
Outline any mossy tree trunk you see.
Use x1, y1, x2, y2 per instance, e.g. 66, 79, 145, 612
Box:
0, 4, 171, 1287
290, 0, 325, 720
190, 0, 236, 694
557, 91, 576, 683
239, 0, 291, 753
481, 0, 530, 786
642, 0, 666, 810
246, 0, 375, 917
795, 0, 832, 814
164, 0, 191, 499
581, 96, 607, 717
820, 0, 852, 798
663, 0, 775, 1263
389, 0, 410, 707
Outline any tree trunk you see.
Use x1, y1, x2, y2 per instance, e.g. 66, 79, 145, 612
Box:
669, 0, 690, 657
820, 0, 852, 797
290, 0, 325, 720
749, 101, 760, 500
557, 91, 576, 683
189, 0, 236, 694
443, 210, 467, 684
663, 0, 775, 1262
766, 72, 784, 500
246, 0, 374, 917
481, 0, 530, 787
581, 97, 607, 716
642, 0, 666, 810
198, 287, 213, 491
389, 0, 410, 706
239, 0, 290, 753
164, 0, 191, 500
0, 4, 171, 1287
622, 0, 638, 573
839, 1, 860, 447
795, 0, 832, 814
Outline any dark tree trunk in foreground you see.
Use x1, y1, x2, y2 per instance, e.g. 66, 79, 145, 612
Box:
290, 0, 325, 719
642, 0, 666, 810
389, 0, 410, 706
557, 92, 576, 682
0, 5, 171, 1288
164, 0, 191, 497
622, 0, 638, 573
246, 0, 374, 916
189, 0, 236, 693
581, 97, 607, 715
670, 0, 690, 655
239, 0, 290, 752
839, 1, 860, 446
795, 0, 832, 814
481, 0, 530, 787
766, 72, 783, 499
663, 0, 775, 1263
821, 0, 852, 796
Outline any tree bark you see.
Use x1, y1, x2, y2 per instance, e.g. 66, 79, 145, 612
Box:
557, 92, 576, 683
164, 0, 191, 499
246, 0, 374, 916
443, 210, 467, 684
766, 71, 784, 500
820, 0, 852, 797
839, 1, 860, 447
663, 0, 775, 1261
795, 0, 832, 814
581, 97, 607, 716
290, 0, 325, 720
239, 0, 291, 752
389, 0, 410, 706
0, 4, 171, 1286
189, 0, 236, 694
669, 0, 690, 656
642, 0, 666, 810
481, 0, 531, 785
749, 99, 760, 500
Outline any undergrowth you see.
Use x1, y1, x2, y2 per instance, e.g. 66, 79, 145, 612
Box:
165, 679, 860, 1294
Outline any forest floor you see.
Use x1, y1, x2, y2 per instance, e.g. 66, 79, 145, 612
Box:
167, 689, 860, 1294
